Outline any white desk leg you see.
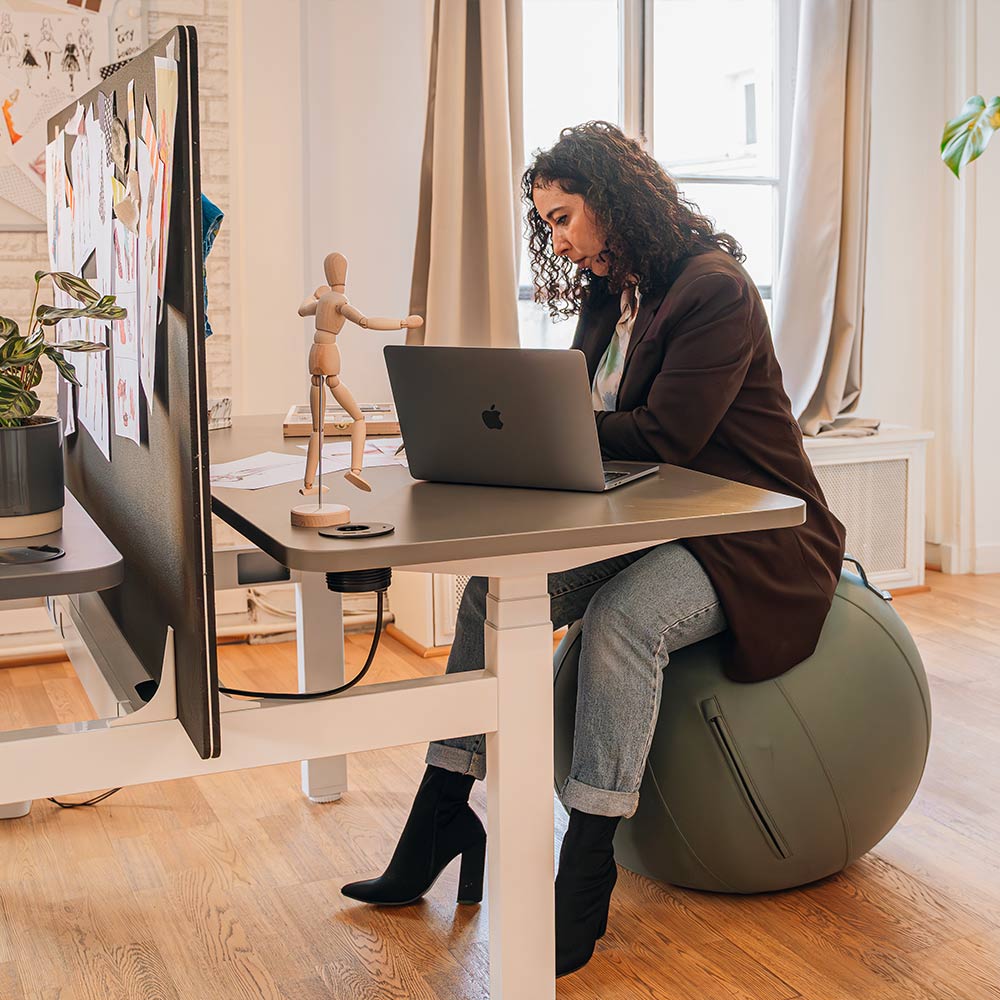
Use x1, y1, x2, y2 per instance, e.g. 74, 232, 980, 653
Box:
485, 573, 556, 1000
297, 571, 349, 802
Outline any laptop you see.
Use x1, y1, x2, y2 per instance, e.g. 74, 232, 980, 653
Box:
383, 345, 660, 492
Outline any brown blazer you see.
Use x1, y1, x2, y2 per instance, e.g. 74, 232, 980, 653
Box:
576, 249, 847, 683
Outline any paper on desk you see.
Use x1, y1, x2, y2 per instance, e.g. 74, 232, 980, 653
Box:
210, 452, 305, 490
297, 438, 407, 464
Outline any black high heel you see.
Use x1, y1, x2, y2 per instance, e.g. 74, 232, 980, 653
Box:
341, 764, 486, 906
555, 809, 622, 978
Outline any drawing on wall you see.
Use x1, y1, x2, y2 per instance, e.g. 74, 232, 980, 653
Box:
61, 31, 80, 91
0, 1, 146, 228
37, 17, 59, 79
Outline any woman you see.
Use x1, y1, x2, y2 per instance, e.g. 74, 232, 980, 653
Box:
341, 122, 846, 978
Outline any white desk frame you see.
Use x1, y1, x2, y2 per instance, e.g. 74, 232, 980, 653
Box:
0, 538, 672, 1000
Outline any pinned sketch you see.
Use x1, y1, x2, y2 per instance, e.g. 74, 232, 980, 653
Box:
137, 101, 162, 413
126, 76, 134, 168
1, 84, 43, 146
0, 4, 116, 222
153, 55, 177, 313
0, 15, 16, 72
86, 103, 112, 292
110, 115, 126, 173
44, 129, 64, 268
60, 29, 81, 93
78, 16, 96, 83
69, 112, 95, 267
112, 354, 139, 443
36, 17, 59, 82
111, 205, 138, 363
70, 317, 110, 461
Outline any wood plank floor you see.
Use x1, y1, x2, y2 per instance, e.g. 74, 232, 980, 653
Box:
1, 571, 998, 999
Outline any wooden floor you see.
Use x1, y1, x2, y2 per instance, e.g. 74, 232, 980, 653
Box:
1, 571, 999, 999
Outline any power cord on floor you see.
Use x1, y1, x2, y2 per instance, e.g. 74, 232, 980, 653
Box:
48, 787, 122, 808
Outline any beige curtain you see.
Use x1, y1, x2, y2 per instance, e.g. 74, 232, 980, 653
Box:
407, 0, 524, 347
772, 0, 873, 436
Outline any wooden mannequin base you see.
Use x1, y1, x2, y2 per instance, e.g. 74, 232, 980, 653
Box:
290, 502, 351, 528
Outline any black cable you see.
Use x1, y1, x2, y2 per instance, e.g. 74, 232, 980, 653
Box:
48, 787, 122, 808
49, 580, 388, 807
218, 590, 385, 700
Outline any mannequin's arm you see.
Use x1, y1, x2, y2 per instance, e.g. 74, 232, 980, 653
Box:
338, 303, 423, 331
297, 286, 330, 318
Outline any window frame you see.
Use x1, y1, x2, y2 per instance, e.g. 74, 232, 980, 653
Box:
518, 0, 799, 330
631, 0, 799, 310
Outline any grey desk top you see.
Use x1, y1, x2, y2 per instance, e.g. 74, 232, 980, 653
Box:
211, 416, 806, 573
0, 491, 124, 601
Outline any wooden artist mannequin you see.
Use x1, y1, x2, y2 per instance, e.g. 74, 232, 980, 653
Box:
290, 252, 422, 528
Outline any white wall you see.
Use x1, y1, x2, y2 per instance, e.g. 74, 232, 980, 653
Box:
229, 0, 429, 415
860, 0, 1000, 573
971, 0, 1000, 570
301, 0, 429, 403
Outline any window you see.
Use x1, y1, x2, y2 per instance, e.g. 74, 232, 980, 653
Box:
519, 0, 798, 345
520, 0, 620, 349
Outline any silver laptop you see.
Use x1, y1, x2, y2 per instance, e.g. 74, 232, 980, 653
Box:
383, 346, 659, 492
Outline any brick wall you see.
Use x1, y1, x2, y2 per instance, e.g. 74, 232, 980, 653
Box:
0, 0, 231, 417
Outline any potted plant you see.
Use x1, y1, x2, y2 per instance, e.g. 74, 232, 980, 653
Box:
0, 270, 125, 539
941, 95, 1000, 177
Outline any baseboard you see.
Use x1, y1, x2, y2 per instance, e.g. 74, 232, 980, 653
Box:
926, 541, 972, 574
926, 541, 1000, 575
385, 625, 451, 658
974, 544, 1000, 575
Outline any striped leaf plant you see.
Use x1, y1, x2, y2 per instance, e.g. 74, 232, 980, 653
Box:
0, 270, 126, 428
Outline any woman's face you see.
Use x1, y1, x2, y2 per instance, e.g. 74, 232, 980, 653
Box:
532, 181, 609, 275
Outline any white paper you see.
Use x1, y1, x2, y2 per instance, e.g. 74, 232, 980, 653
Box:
70, 317, 110, 461
137, 106, 163, 413
153, 56, 178, 317
112, 355, 139, 444
69, 120, 95, 269
295, 441, 404, 472
44, 131, 64, 270
87, 103, 113, 295
210, 452, 306, 491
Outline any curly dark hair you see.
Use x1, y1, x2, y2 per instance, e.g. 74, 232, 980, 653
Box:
522, 121, 745, 319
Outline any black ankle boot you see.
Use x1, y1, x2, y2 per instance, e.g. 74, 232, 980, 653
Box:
555, 808, 622, 978
341, 764, 486, 906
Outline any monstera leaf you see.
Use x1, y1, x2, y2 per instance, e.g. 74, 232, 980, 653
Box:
941, 95, 1000, 178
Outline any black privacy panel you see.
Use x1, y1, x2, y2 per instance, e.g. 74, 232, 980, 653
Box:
53, 26, 219, 759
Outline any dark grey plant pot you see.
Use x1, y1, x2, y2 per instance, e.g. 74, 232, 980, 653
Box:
0, 415, 64, 539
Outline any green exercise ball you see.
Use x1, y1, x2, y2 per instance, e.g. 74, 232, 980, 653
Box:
552, 569, 931, 893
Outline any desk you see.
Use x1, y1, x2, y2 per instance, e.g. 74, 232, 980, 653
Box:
0, 491, 123, 601
0, 491, 123, 819
0, 418, 803, 998
208, 415, 806, 999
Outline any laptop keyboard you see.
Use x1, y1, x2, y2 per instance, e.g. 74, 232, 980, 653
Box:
603, 471, 627, 483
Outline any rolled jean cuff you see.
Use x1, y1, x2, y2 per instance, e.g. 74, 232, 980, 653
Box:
559, 776, 639, 819
425, 742, 486, 780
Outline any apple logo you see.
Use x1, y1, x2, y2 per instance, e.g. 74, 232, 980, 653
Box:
482, 404, 504, 430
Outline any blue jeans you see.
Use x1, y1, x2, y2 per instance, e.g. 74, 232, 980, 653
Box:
425, 541, 727, 818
